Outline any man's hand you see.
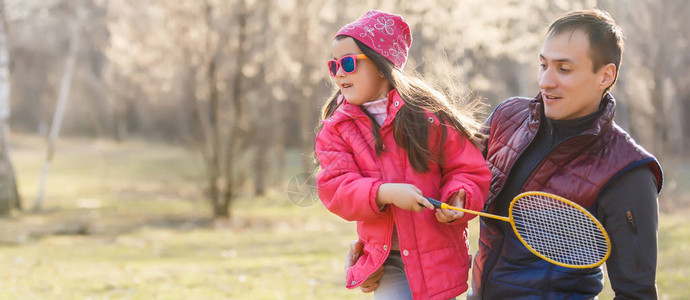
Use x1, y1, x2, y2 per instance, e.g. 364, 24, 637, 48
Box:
435, 189, 466, 223
345, 240, 384, 293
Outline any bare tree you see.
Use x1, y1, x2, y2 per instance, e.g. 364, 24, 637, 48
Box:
33, 3, 83, 211
617, 0, 690, 155
90, 0, 688, 217
194, 0, 253, 218
0, 0, 20, 215
222, 0, 252, 217
251, 0, 272, 196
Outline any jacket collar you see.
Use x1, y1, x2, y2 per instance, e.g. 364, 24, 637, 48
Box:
530, 92, 616, 138
327, 89, 404, 127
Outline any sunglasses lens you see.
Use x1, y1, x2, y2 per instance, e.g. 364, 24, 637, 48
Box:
328, 61, 338, 76
341, 56, 355, 73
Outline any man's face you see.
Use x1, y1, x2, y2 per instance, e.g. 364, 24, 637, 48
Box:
538, 29, 612, 120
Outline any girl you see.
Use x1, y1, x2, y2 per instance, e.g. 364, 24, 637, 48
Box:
315, 10, 491, 300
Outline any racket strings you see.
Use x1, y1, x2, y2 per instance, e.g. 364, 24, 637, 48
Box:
511, 194, 608, 267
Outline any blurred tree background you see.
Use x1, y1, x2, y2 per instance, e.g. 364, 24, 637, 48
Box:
1, 0, 689, 298
3, 0, 689, 217
4, 0, 688, 218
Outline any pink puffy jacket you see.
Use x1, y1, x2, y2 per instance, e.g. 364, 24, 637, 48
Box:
315, 89, 491, 300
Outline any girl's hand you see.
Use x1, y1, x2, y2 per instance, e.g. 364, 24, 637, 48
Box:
435, 189, 466, 223
376, 183, 433, 212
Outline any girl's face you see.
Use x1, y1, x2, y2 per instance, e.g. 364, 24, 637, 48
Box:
331, 37, 392, 106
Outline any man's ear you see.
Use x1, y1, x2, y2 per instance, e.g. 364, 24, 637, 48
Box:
599, 63, 616, 90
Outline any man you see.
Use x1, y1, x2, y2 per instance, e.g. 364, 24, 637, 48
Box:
347, 9, 663, 299
468, 9, 662, 299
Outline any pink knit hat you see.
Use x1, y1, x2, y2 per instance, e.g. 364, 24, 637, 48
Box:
335, 10, 412, 69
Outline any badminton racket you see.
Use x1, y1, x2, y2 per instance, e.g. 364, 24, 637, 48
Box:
426, 191, 611, 268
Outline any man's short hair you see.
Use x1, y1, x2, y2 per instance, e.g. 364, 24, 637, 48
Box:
547, 9, 624, 92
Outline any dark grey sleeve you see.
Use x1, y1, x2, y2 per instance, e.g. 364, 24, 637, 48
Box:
597, 165, 659, 300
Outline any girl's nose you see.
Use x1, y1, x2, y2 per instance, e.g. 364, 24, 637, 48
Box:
336, 65, 346, 77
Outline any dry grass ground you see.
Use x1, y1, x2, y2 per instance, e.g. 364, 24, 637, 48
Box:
0, 134, 688, 299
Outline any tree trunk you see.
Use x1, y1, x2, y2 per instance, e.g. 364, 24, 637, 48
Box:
273, 96, 286, 187
0, 0, 20, 215
253, 110, 268, 196
208, 53, 222, 217
175, 72, 192, 144
0, 123, 20, 215
649, 3, 670, 157
222, 0, 249, 218
202, 0, 224, 219
33, 6, 83, 211
253, 0, 272, 196
296, 0, 317, 174
650, 73, 667, 156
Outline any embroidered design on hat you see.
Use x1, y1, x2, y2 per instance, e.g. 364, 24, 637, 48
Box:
335, 10, 412, 69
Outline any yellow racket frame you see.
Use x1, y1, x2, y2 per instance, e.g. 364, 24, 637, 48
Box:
430, 191, 612, 268
508, 191, 611, 268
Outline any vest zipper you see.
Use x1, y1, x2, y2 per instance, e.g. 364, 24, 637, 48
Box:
625, 210, 638, 234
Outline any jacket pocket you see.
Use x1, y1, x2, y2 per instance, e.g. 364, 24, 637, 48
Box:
419, 247, 470, 296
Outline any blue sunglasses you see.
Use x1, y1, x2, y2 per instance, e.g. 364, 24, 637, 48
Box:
327, 54, 368, 77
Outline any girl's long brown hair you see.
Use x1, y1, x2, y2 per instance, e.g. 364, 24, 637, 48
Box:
317, 36, 485, 173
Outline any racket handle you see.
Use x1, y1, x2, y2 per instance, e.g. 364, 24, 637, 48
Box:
422, 196, 510, 223
424, 197, 444, 209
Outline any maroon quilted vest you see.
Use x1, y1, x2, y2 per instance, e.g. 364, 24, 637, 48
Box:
484, 93, 662, 212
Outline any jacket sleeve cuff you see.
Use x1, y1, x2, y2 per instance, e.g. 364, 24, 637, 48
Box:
369, 181, 386, 215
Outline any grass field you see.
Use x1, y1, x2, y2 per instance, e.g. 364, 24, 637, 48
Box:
0, 134, 688, 299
